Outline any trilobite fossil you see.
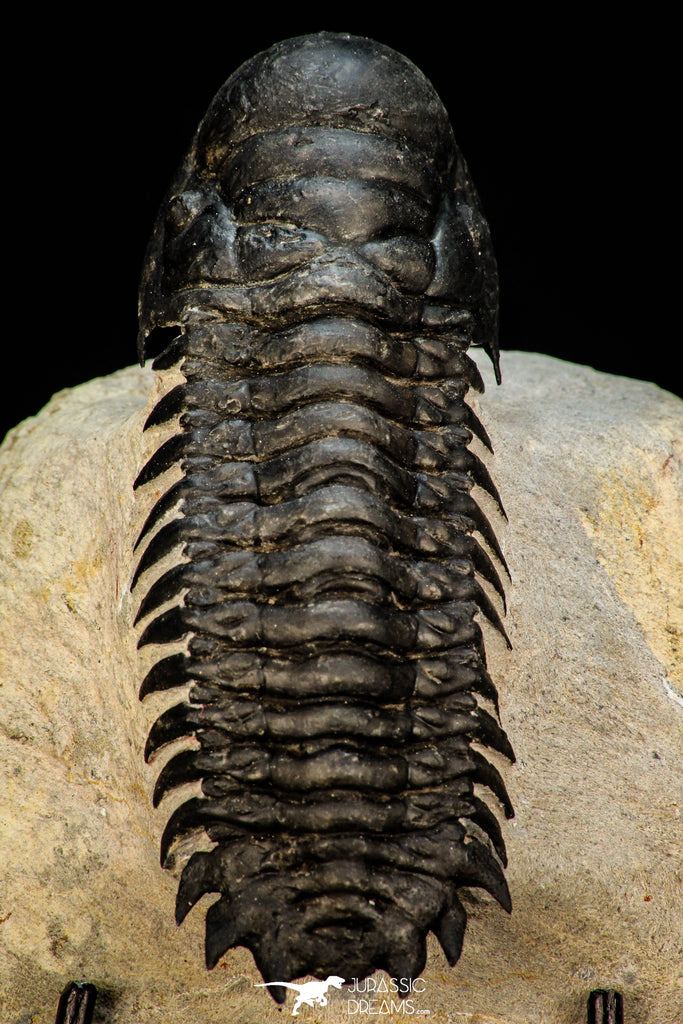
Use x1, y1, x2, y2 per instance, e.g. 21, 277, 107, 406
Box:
132, 31, 514, 998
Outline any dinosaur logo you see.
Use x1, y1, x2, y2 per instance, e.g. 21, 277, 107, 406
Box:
255, 975, 346, 1016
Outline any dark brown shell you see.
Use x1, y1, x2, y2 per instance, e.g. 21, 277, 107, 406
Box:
133, 31, 513, 997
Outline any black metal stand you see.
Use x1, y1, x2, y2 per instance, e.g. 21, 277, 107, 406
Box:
587, 989, 624, 1024
54, 982, 97, 1024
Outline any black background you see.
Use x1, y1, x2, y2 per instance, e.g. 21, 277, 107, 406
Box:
4, 12, 674, 442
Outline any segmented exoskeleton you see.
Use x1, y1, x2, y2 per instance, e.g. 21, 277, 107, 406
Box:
133, 32, 514, 998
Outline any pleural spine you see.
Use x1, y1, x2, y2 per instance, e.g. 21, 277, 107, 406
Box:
132, 32, 513, 993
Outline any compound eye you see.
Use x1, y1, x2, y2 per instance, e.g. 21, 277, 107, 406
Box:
236, 222, 326, 280
166, 191, 208, 235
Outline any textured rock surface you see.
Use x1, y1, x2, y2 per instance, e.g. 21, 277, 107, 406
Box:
1, 351, 681, 1024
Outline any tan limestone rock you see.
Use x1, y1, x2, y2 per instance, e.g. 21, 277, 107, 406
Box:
1, 353, 681, 1024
